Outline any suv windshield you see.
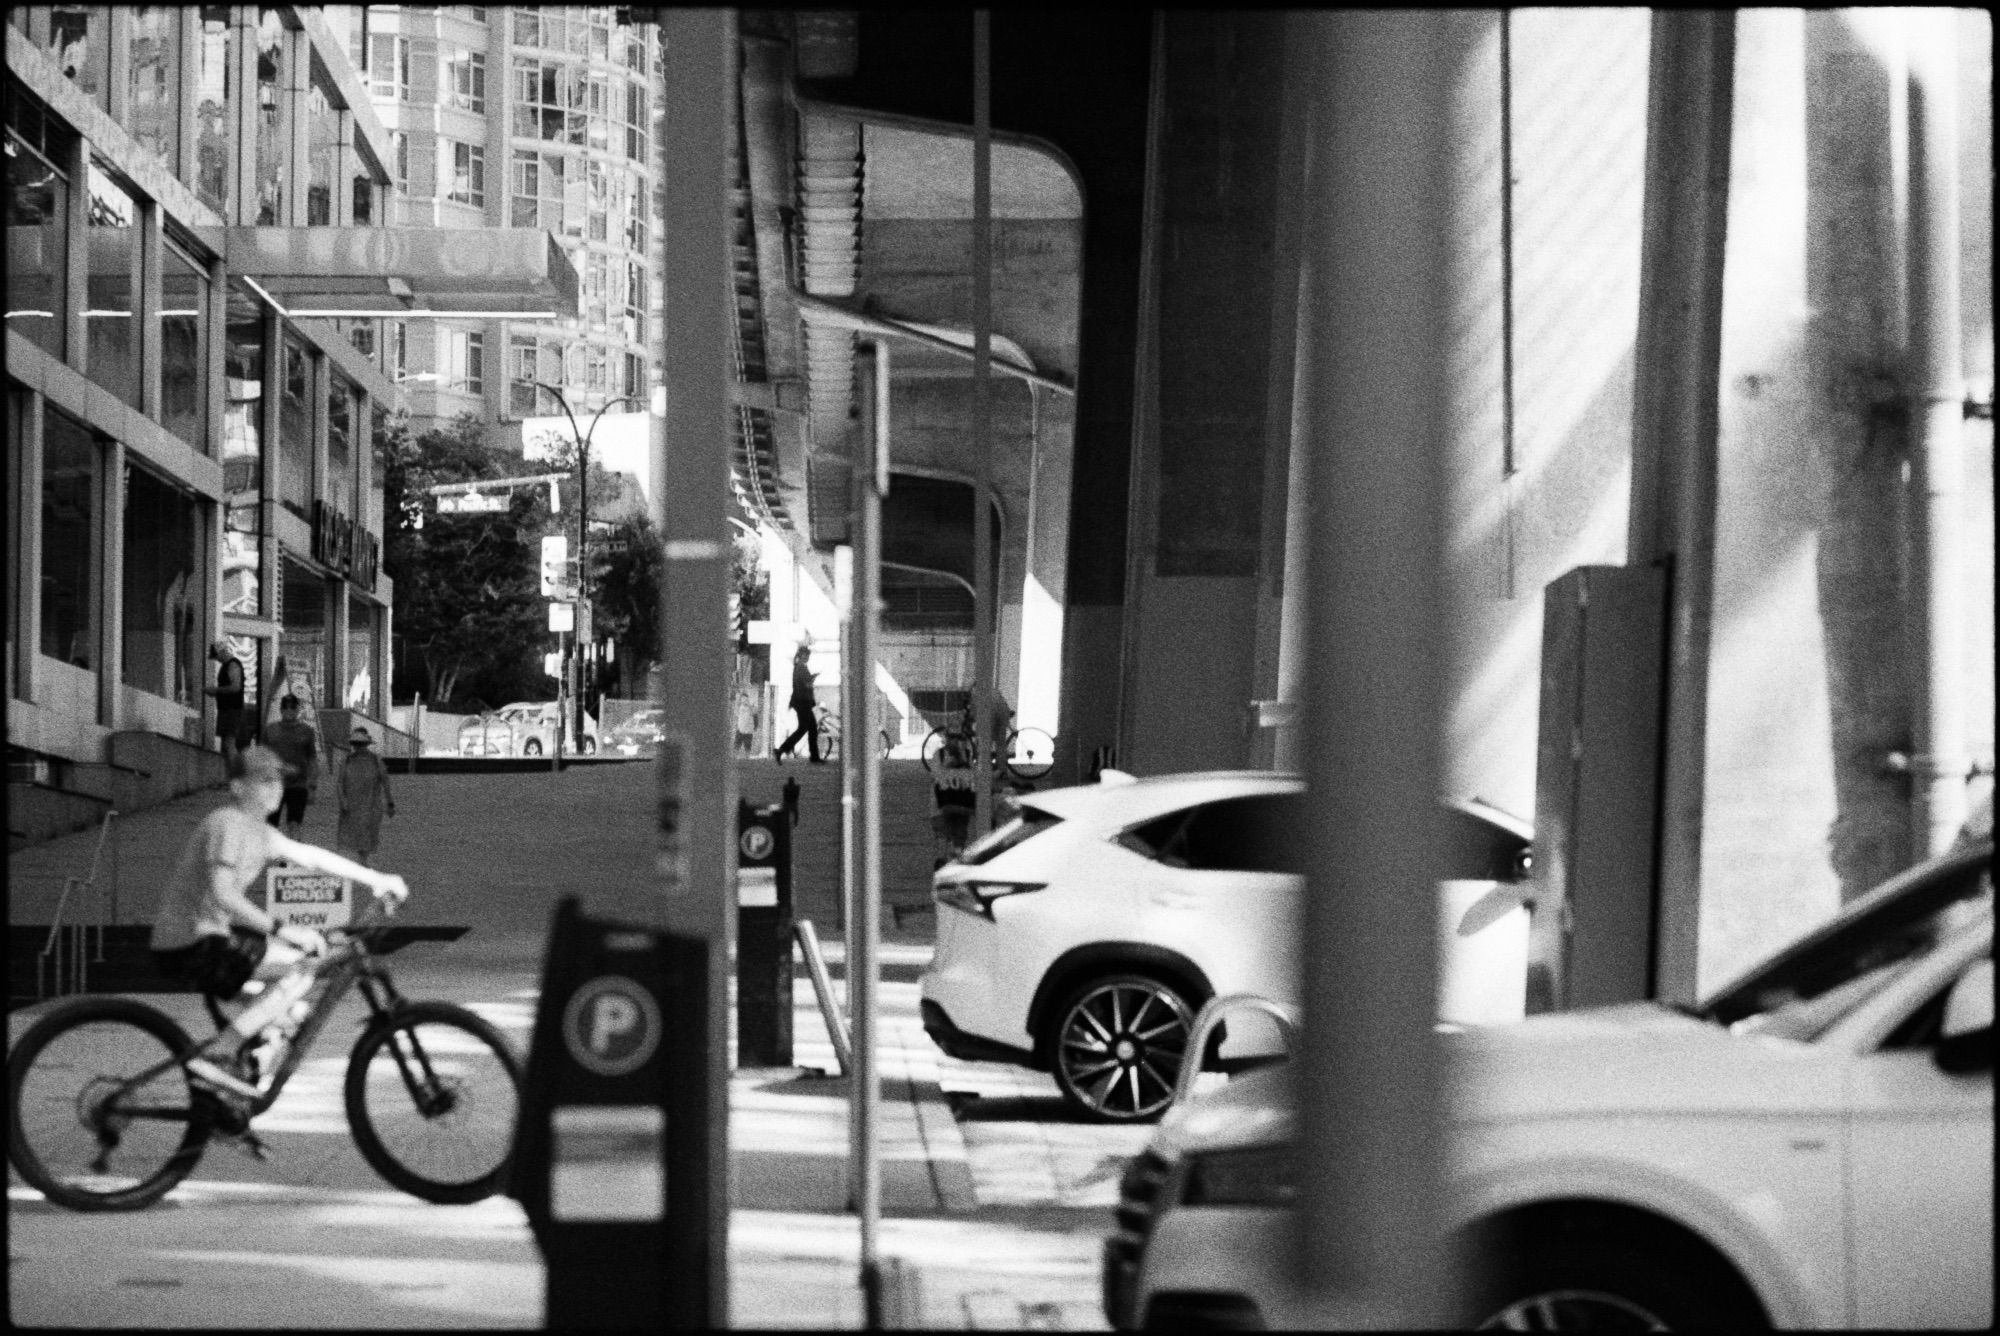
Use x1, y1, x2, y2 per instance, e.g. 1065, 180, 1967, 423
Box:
1698, 845, 1992, 1040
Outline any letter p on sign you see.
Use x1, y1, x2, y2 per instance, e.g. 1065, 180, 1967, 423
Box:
562, 976, 662, 1077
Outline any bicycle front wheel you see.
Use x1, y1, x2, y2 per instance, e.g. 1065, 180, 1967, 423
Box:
345, 1001, 522, 1204
7, 998, 210, 1211
1003, 727, 1056, 781
920, 726, 952, 773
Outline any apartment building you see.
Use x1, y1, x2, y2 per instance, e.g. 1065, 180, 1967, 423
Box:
5, 5, 573, 838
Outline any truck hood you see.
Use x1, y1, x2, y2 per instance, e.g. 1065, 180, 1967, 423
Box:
1155, 1002, 1831, 1158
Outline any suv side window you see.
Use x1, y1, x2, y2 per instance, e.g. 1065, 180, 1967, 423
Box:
1119, 794, 1304, 874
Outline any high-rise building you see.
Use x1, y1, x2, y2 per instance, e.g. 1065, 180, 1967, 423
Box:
325, 6, 659, 437
5, 5, 573, 836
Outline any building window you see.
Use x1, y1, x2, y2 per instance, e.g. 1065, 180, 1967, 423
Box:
370, 34, 409, 102
221, 287, 266, 618
194, 7, 231, 216
279, 556, 330, 718
389, 320, 408, 382
128, 7, 178, 165
41, 407, 98, 669
254, 10, 286, 224
623, 352, 645, 401
85, 160, 143, 410
329, 373, 357, 520
442, 329, 483, 394
45, 7, 108, 110
509, 148, 580, 233
306, 79, 337, 225
4, 84, 73, 360
449, 48, 485, 113
160, 235, 213, 451
348, 322, 376, 359
448, 141, 485, 206
279, 334, 314, 521
353, 172, 374, 225
346, 592, 377, 715
514, 57, 587, 145
625, 82, 647, 162
121, 462, 202, 705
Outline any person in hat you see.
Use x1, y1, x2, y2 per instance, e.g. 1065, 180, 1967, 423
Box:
260, 695, 321, 839
336, 725, 397, 867
205, 639, 248, 766
150, 745, 409, 1131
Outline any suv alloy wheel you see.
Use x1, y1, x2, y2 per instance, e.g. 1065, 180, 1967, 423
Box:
1050, 973, 1197, 1122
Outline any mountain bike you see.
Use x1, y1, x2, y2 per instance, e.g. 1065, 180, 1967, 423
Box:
920, 706, 1055, 781
6, 895, 521, 1212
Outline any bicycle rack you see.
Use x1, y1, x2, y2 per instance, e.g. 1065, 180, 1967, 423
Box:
1174, 992, 1301, 1108
39, 810, 119, 1001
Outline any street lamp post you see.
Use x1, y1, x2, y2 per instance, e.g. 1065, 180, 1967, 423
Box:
527, 380, 645, 755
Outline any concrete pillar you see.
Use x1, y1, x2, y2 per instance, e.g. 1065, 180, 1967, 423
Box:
100, 440, 127, 729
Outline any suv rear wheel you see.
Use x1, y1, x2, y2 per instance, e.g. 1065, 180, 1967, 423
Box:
1049, 973, 1196, 1122
1471, 1236, 1767, 1330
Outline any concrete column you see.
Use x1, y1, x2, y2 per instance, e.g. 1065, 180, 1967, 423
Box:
100, 440, 127, 728
285, 29, 311, 227
139, 203, 164, 422
230, 10, 259, 227
16, 394, 47, 702
64, 133, 89, 370
104, 7, 131, 125
177, 8, 201, 187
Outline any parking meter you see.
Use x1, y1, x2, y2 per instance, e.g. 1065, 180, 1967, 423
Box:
510, 897, 709, 1328
736, 799, 794, 1067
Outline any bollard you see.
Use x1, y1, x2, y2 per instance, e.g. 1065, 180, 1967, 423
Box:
509, 897, 710, 1328
736, 798, 795, 1067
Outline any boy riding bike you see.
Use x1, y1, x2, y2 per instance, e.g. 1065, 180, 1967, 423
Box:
151, 745, 408, 1135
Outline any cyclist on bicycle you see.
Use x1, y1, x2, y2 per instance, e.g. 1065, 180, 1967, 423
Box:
150, 745, 408, 1101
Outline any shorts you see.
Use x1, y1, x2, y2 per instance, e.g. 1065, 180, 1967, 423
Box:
152, 927, 267, 1000
266, 786, 310, 826
216, 706, 247, 743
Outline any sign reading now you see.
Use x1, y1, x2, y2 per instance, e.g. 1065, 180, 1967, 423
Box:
266, 868, 354, 930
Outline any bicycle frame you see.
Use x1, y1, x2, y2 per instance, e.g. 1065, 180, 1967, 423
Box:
98, 918, 411, 1130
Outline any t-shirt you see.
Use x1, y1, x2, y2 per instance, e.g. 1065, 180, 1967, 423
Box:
151, 806, 280, 951
263, 719, 319, 786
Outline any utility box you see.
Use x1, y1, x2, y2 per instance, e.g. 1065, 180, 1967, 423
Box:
735, 799, 794, 1067
1527, 565, 1669, 1013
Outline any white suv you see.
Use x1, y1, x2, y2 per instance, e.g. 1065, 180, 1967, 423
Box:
918, 770, 1533, 1122
1104, 836, 1994, 1330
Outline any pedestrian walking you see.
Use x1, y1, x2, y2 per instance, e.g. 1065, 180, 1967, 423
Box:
773, 643, 824, 763
260, 695, 321, 838
206, 640, 247, 765
336, 725, 396, 867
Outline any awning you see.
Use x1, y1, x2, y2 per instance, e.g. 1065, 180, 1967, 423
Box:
192, 227, 580, 319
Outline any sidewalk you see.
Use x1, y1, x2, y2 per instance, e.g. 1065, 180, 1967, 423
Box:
8, 767, 1113, 1330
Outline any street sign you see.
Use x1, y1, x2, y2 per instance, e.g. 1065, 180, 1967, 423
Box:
550, 601, 576, 633
438, 493, 508, 514
266, 867, 353, 931
541, 535, 570, 597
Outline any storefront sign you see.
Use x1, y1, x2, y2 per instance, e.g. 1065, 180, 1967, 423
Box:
311, 502, 378, 591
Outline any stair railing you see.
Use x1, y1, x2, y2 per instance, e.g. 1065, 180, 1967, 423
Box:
39, 810, 119, 1001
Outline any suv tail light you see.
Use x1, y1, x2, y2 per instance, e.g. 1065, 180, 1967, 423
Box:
934, 880, 1046, 920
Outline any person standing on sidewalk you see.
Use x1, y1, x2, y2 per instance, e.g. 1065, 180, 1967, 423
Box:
773, 642, 824, 763
260, 695, 321, 838
336, 725, 396, 866
206, 640, 247, 766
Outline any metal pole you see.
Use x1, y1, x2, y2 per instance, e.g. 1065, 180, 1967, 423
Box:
1905, 7, 1969, 858
1289, 11, 1467, 1326
971, 10, 995, 838
855, 342, 889, 1326
656, 10, 735, 1325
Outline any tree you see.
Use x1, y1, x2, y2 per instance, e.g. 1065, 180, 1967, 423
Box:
380, 413, 553, 710
589, 513, 664, 699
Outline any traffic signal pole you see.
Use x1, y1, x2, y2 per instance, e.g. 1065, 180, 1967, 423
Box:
654, 10, 735, 1325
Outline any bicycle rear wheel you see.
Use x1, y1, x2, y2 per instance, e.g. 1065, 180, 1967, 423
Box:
345, 1001, 521, 1204
1003, 727, 1056, 781
920, 726, 952, 774
7, 998, 210, 1211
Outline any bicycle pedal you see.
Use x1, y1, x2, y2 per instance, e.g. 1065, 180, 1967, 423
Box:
218, 1127, 273, 1162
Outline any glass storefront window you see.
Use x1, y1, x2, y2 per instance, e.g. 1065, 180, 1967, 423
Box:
328, 374, 354, 516
226, 633, 263, 742
194, 7, 232, 216
306, 78, 336, 225
46, 8, 108, 110
4, 86, 72, 360
223, 285, 265, 616
161, 238, 212, 450
85, 160, 142, 410
121, 462, 201, 704
279, 557, 329, 723
41, 408, 98, 669
346, 592, 376, 715
279, 335, 313, 520
128, 7, 177, 165
254, 9, 286, 225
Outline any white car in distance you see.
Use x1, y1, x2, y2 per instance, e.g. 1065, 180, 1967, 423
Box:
1104, 836, 1995, 1330
919, 770, 1534, 1122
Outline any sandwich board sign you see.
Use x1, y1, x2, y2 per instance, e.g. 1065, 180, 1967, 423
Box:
267, 866, 354, 930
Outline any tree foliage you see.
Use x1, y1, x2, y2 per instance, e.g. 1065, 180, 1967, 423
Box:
380, 413, 552, 709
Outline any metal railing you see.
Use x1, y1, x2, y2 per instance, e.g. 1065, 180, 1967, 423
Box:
1174, 992, 1301, 1108
794, 918, 854, 1074
39, 810, 119, 1001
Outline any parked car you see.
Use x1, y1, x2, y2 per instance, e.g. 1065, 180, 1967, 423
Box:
456, 701, 599, 757
918, 770, 1533, 1122
1103, 834, 1995, 1331
606, 707, 668, 757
